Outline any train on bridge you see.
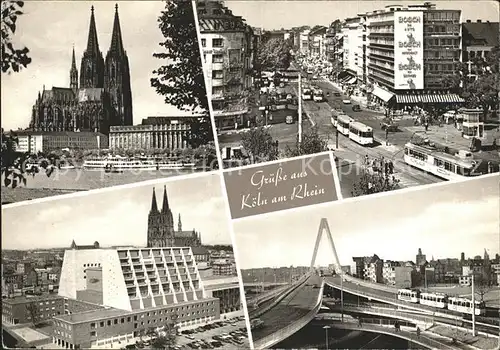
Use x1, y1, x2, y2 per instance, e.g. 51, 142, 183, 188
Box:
397, 289, 486, 316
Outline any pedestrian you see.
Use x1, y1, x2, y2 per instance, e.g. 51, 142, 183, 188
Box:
384, 161, 389, 174
416, 327, 420, 338
488, 161, 493, 174
389, 160, 394, 175
394, 321, 398, 332
364, 154, 369, 165
493, 138, 497, 151
424, 122, 429, 132
358, 319, 362, 327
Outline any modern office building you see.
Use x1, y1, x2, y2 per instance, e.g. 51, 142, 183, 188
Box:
10, 131, 108, 153
197, 0, 255, 130
54, 243, 220, 348
361, 3, 465, 107
108, 117, 193, 150
341, 16, 363, 85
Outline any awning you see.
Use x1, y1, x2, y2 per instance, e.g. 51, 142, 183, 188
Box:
346, 77, 357, 85
371, 86, 394, 103
396, 94, 465, 104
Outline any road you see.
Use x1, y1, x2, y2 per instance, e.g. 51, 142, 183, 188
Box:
251, 275, 322, 342
324, 276, 499, 329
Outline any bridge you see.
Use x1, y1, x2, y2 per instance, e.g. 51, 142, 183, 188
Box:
247, 218, 500, 349
244, 282, 290, 287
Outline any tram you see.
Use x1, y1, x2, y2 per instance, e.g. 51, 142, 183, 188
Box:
403, 142, 482, 181
348, 121, 374, 146
448, 297, 486, 316
337, 114, 354, 136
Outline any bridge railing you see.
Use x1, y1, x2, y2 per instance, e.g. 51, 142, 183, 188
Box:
253, 280, 324, 350
323, 302, 435, 325
248, 285, 290, 306
325, 318, 457, 350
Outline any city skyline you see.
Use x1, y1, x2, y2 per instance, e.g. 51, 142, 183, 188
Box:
233, 174, 499, 269
225, 0, 499, 30
1, 1, 195, 132
2, 174, 232, 249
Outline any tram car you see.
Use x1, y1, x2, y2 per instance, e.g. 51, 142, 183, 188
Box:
397, 289, 420, 303
337, 114, 354, 136
419, 292, 447, 309
403, 142, 482, 181
348, 121, 374, 146
447, 297, 486, 316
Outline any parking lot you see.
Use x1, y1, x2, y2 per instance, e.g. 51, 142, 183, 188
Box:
177, 316, 249, 349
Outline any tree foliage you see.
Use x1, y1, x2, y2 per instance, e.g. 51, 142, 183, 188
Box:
151, 1, 214, 148
240, 127, 279, 164
1, 1, 32, 74
256, 37, 293, 72
26, 302, 40, 325
351, 157, 400, 197
1, 130, 57, 188
285, 127, 328, 157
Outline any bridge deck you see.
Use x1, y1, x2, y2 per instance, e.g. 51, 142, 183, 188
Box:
252, 275, 321, 342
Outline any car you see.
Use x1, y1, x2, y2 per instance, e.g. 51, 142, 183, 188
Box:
334, 92, 341, 97
352, 104, 361, 111
342, 99, 351, 104
186, 335, 195, 340
381, 122, 398, 131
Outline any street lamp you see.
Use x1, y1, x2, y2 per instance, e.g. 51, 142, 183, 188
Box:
323, 325, 331, 350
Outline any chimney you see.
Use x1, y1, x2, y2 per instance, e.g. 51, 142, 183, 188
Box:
477, 19, 482, 23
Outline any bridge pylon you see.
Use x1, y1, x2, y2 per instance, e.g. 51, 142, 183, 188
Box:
310, 218, 342, 274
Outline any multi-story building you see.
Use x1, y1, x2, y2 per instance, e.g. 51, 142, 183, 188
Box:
299, 29, 311, 56
197, 0, 255, 130
341, 16, 362, 85
325, 20, 342, 63
382, 261, 414, 287
462, 20, 499, 81
2, 294, 65, 325
363, 255, 383, 283
211, 260, 235, 276
309, 26, 327, 58
10, 131, 108, 153
363, 3, 464, 107
109, 117, 194, 150
54, 243, 220, 349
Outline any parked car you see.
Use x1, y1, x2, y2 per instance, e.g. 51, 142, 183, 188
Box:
334, 92, 341, 97
352, 104, 361, 111
342, 99, 351, 104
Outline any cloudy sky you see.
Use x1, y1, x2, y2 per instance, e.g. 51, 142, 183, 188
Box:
2, 1, 198, 131
2, 174, 232, 249
225, 0, 499, 29
233, 174, 500, 269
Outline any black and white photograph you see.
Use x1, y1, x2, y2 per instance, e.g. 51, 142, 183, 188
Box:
233, 174, 499, 349
2, 174, 249, 349
196, 0, 500, 199
1, 0, 217, 204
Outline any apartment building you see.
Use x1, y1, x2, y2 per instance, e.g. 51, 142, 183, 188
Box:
197, 0, 255, 130
309, 26, 328, 58
462, 19, 499, 80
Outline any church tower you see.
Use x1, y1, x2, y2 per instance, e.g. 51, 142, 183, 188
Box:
80, 6, 104, 88
70, 46, 79, 92
104, 4, 133, 126
147, 187, 175, 248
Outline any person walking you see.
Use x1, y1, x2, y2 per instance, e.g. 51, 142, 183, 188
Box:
416, 327, 421, 338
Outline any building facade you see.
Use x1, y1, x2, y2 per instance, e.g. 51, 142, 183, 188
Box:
147, 187, 202, 249
30, 5, 132, 135
362, 3, 464, 106
13, 131, 108, 153
2, 294, 65, 325
109, 117, 193, 150
211, 260, 235, 276
309, 26, 327, 58
197, 0, 255, 130
55, 244, 220, 348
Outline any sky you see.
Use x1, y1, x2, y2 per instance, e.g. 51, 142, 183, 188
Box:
2, 174, 232, 249
1, 1, 197, 131
233, 174, 500, 269
224, 0, 499, 29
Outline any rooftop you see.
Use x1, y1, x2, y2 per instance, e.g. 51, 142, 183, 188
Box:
3, 294, 63, 305
54, 297, 220, 324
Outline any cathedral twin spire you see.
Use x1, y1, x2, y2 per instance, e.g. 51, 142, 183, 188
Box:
74, 4, 126, 89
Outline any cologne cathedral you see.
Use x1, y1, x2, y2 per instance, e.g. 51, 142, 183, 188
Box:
30, 5, 133, 134
147, 187, 203, 248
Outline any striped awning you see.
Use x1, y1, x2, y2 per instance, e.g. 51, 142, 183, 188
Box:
372, 86, 394, 103
346, 77, 357, 85
396, 94, 465, 104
